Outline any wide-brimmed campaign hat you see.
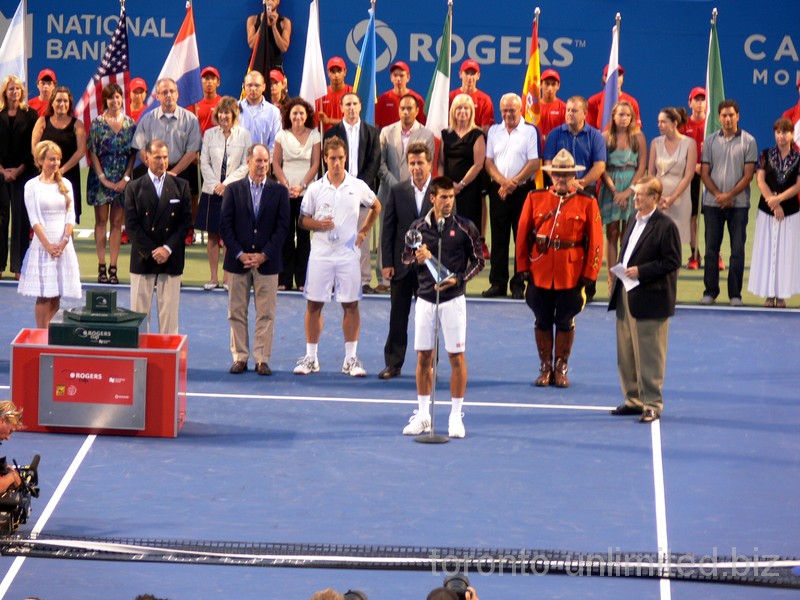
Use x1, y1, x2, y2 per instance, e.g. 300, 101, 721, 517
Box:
541, 148, 584, 173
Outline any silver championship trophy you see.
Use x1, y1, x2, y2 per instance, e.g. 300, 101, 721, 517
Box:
405, 229, 454, 285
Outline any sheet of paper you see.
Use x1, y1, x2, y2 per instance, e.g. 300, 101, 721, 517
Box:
610, 263, 640, 291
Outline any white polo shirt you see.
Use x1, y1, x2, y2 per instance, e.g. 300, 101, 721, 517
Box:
301, 171, 376, 256
486, 120, 539, 179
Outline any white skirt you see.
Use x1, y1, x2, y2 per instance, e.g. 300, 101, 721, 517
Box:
747, 209, 800, 299
17, 233, 82, 299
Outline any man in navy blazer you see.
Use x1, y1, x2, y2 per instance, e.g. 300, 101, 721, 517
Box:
378, 142, 434, 379
324, 92, 381, 293
124, 139, 193, 334
608, 176, 682, 423
220, 143, 290, 375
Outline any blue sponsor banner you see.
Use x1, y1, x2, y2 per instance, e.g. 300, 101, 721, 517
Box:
1, 0, 798, 145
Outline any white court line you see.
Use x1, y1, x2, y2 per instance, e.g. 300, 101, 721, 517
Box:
651, 420, 671, 599
187, 391, 615, 412
0, 435, 96, 599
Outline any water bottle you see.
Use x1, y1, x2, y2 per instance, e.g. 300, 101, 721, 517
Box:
319, 204, 338, 242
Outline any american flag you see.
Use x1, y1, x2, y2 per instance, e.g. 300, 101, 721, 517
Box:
74, 3, 130, 135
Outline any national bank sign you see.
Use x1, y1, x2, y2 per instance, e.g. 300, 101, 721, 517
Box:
745, 33, 800, 86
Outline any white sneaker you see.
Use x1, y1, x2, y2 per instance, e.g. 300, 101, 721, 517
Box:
342, 356, 367, 377
449, 412, 466, 438
293, 355, 320, 375
402, 411, 431, 435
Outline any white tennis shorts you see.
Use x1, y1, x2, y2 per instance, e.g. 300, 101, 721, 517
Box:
304, 250, 362, 303
414, 295, 467, 354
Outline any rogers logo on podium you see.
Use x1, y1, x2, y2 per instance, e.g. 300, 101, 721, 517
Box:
69, 371, 103, 381
75, 328, 112, 344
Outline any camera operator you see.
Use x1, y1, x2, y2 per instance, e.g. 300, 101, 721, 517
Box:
0, 401, 23, 493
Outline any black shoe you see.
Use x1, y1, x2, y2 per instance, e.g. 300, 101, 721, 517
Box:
482, 285, 507, 298
511, 286, 525, 300
378, 366, 401, 380
362, 285, 375, 294
640, 408, 660, 423
610, 403, 642, 416
256, 362, 272, 376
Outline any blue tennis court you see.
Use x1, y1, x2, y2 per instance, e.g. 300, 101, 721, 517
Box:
0, 282, 798, 599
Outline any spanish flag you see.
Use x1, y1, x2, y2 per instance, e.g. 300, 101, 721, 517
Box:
522, 15, 543, 188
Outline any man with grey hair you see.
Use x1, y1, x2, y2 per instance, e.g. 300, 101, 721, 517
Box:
132, 77, 202, 244
219, 143, 289, 375
238, 70, 282, 152
483, 92, 540, 299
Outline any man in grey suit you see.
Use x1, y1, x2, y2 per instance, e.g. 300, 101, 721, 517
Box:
375, 94, 435, 292
124, 140, 193, 334
608, 176, 682, 423
378, 141, 434, 379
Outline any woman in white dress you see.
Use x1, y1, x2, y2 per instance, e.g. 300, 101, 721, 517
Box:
18, 140, 82, 327
648, 107, 697, 245
747, 118, 800, 308
272, 97, 321, 291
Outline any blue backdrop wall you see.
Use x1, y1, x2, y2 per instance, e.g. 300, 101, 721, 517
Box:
1, 0, 799, 147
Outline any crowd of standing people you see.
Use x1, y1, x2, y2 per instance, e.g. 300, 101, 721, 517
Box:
1, 18, 800, 434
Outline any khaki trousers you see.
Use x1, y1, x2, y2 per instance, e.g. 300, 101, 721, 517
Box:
130, 272, 182, 334
227, 269, 278, 364
615, 288, 670, 413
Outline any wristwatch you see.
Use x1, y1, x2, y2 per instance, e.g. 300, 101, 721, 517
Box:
123, 175, 131, 182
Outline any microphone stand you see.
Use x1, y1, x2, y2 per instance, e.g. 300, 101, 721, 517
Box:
416, 218, 449, 444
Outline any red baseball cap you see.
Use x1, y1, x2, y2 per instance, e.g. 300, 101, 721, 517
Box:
201, 66, 220, 79
603, 64, 625, 77
389, 60, 410, 74
541, 69, 560, 82
689, 87, 706, 100
460, 59, 480, 73
130, 78, 147, 92
37, 68, 56, 82
269, 69, 285, 83
327, 56, 346, 71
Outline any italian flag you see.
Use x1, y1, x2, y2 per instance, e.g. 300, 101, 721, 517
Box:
424, 3, 452, 145
705, 12, 725, 138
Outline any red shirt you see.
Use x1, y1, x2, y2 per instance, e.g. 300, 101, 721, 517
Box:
314, 84, 353, 132
449, 88, 495, 129
586, 90, 641, 130
28, 96, 48, 117
190, 95, 222, 134
130, 106, 145, 123
782, 102, 800, 124
538, 98, 566, 139
375, 88, 426, 128
680, 116, 706, 166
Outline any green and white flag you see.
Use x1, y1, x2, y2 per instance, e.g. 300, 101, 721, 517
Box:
705, 14, 725, 138
424, 2, 452, 143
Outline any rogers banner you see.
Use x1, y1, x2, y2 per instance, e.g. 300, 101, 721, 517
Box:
52, 355, 135, 406
1, 0, 798, 144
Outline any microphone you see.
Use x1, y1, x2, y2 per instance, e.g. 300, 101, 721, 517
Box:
437, 218, 445, 233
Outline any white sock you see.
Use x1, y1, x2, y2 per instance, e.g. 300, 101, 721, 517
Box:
306, 343, 318, 361
345, 341, 357, 360
418, 395, 431, 415
451, 397, 464, 417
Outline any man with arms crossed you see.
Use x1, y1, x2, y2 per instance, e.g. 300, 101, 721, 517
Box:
293, 137, 381, 377
402, 177, 484, 439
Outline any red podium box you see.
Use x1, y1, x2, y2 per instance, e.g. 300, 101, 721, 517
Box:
11, 329, 188, 438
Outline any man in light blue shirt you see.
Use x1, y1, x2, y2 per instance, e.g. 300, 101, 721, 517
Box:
238, 71, 282, 152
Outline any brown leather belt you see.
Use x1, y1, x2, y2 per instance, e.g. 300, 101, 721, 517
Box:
550, 238, 582, 250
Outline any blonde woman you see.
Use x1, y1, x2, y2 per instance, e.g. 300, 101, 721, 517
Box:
18, 141, 82, 328
440, 93, 486, 229
0, 401, 23, 493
